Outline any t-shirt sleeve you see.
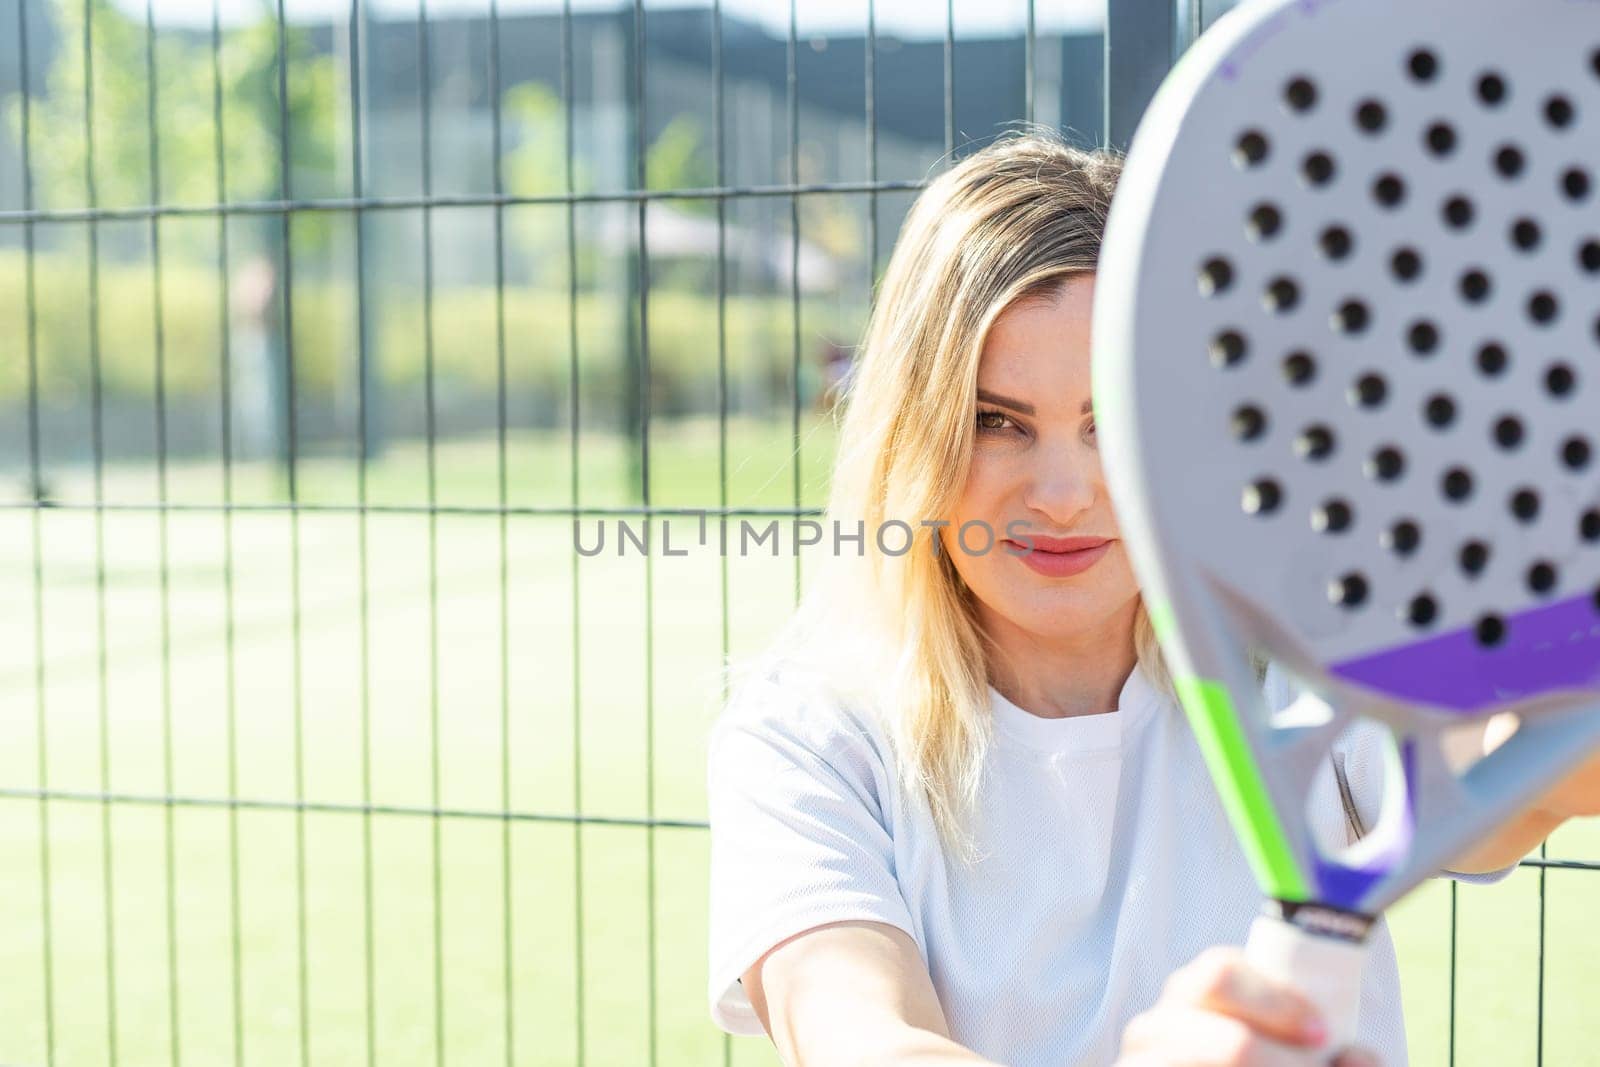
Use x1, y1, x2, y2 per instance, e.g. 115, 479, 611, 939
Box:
705, 675, 919, 1036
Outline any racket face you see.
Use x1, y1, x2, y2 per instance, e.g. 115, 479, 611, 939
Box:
1095, 0, 1600, 913
1097, 0, 1600, 717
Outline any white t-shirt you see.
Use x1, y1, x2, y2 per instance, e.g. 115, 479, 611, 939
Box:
706, 661, 1513, 1066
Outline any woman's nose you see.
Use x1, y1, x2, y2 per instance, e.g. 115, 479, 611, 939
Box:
1022, 447, 1098, 525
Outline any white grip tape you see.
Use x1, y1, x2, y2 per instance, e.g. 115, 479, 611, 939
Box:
1244, 914, 1367, 1064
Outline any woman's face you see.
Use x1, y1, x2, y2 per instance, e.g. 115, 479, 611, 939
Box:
941, 275, 1142, 647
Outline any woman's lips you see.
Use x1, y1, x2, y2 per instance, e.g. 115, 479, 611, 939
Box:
1004, 538, 1112, 578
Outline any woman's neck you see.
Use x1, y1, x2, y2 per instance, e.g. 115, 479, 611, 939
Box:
984, 602, 1140, 719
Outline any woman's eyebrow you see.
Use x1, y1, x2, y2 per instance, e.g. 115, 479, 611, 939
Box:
975, 390, 1094, 417
976, 389, 1035, 415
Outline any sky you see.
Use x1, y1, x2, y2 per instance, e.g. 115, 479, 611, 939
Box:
113, 0, 1105, 36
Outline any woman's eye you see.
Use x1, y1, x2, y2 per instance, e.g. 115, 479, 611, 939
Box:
977, 409, 1014, 433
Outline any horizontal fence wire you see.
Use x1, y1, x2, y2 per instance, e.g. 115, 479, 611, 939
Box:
0, 181, 931, 225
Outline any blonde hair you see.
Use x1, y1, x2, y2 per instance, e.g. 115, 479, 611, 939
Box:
724, 130, 1169, 867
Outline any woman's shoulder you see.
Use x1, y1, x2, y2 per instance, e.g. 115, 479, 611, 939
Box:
712, 657, 897, 788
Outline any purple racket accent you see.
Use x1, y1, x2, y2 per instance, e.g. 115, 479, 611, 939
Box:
1330, 594, 1600, 714
1312, 740, 1418, 910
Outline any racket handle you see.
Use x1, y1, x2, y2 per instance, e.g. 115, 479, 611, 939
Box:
1244, 913, 1366, 1064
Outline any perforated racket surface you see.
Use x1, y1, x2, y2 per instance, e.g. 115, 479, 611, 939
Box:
1094, 0, 1600, 923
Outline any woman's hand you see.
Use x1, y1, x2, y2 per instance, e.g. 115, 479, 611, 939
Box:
1114, 946, 1381, 1066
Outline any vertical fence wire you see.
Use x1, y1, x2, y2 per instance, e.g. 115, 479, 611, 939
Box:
79, 2, 123, 1059
268, 2, 314, 1062
711, 2, 733, 1065
787, 0, 801, 606
206, 2, 246, 1061
626, 3, 662, 1063
343, 1, 380, 1063
561, 4, 587, 1063
139, 2, 182, 1062
1449, 880, 1458, 1065
414, 2, 448, 1062
487, 0, 514, 1062
944, 0, 956, 165
17, 1, 58, 1062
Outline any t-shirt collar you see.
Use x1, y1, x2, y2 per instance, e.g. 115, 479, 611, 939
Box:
988, 665, 1151, 755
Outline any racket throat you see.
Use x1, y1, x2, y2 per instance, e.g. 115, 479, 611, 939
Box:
1266, 898, 1377, 945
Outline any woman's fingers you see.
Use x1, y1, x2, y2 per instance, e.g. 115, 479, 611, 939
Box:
1121, 1006, 1332, 1067
1159, 946, 1326, 1049
1332, 1052, 1382, 1067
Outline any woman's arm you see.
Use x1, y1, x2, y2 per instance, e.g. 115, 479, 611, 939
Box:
744, 919, 1002, 1067
1444, 711, 1600, 875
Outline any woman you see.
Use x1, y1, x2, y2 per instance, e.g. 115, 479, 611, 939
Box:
706, 132, 1572, 1066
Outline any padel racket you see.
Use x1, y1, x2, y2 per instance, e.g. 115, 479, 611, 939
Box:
1093, 0, 1600, 1056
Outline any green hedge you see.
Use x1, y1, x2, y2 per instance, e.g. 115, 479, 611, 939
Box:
0, 251, 865, 415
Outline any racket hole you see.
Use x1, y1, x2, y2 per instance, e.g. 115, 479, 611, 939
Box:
1329, 572, 1370, 608
1405, 594, 1439, 628
1460, 540, 1491, 576
1243, 479, 1284, 515
1313, 498, 1354, 534
1320, 225, 1354, 260
1210, 330, 1249, 368
1366, 445, 1406, 482
1373, 173, 1407, 209
1580, 240, 1600, 273
1248, 203, 1283, 242
1476, 342, 1509, 377
1285, 77, 1319, 112
1459, 269, 1492, 304
1391, 248, 1424, 282
1476, 71, 1507, 104
1335, 300, 1372, 335
1562, 436, 1592, 470
1283, 351, 1317, 387
1199, 258, 1234, 297
1546, 362, 1577, 397
1442, 467, 1475, 502
1409, 49, 1440, 82
1235, 130, 1271, 168
1296, 424, 1337, 461
1545, 95, 1576, 129
1350, 372, 1387, 408
1443, 196, 1475, 229
1563, 168, 1592, 201
1493, 415, 1525, 450
1581, 509, 1600, 542
1475, 615, 1507, 647
1494, 144, 1526, 179
1528, 291, 1560, 325
1528, 562, 1559, 596
1232, 405, 1269, 442
1302, 152, 1337, 188
1511, 218, 1542, 252
1385, 520, 1422, 556
1264, 277, 1301, 313
1408, 321, 1440, 355
1355, 99, 1388, 133
1425, 122, 1458, 156
1424, 393, 1457, 428
1510, 487, 1542, 523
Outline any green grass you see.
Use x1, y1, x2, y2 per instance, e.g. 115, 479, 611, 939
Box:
2, 417, 1598, 1066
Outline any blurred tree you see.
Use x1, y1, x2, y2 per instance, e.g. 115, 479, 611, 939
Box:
6, 0, 339, 248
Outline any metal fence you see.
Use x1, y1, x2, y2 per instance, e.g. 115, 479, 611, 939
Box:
1, 0, 1595, 1064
